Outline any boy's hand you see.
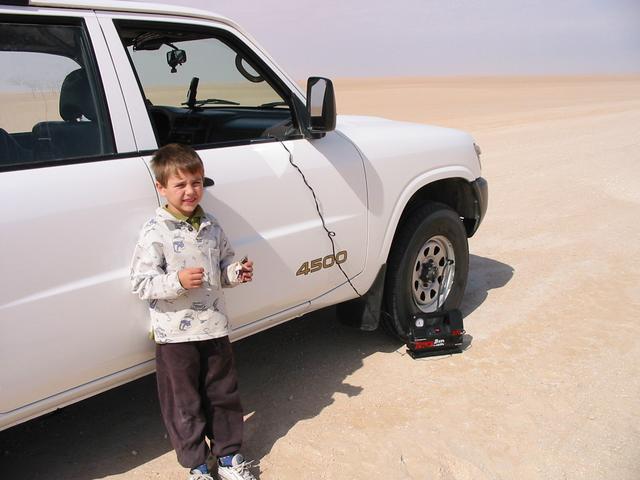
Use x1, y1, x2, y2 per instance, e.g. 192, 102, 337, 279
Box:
178, 267, 205, 289
239, 260, 254, 283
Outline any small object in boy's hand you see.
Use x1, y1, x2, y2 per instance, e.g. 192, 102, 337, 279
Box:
235, 256, 248, 282
236, 256, 253, 283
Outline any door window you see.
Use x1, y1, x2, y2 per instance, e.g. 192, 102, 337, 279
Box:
0, 20, 115, 169
116, 22, 296, 147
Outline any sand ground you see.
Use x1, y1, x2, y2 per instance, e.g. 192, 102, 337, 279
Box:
1, 76, 639, 479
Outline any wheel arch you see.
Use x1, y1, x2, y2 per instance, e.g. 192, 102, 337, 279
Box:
398, 178, 478, 238
380, 170, 476, 266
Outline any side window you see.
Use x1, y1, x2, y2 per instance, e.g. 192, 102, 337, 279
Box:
0, 20, 114, 169
116, 22, 295, 147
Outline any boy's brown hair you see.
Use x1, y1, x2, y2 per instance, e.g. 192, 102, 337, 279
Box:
151, 143, 204, 186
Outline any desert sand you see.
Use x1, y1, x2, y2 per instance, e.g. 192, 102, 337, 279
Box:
1, 76, 639, 479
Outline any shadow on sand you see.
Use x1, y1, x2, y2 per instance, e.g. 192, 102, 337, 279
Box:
0, 254, 512, 479
462, 254, 514, 316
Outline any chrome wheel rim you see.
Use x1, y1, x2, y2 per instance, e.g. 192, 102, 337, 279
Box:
411, 235, 455, 312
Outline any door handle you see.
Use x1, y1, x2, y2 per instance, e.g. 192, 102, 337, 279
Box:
204, 177, 215, 187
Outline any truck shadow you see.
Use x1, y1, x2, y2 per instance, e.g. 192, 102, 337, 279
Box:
0, 255, 509, 479
234, 307, 396, 472
238, 255, 514, 467
461, 254, 514, 316
0, 310, 397, 480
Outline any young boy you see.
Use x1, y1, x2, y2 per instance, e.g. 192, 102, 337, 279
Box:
130, 143, 256, 480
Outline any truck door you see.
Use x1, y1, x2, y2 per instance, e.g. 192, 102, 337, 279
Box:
0, 12, 157, 417
99, 15, 367, 334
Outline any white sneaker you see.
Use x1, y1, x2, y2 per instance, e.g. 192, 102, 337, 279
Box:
217, 453, 257, 480
188, 469, 214, 480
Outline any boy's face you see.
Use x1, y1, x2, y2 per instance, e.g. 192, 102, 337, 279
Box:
156, 169, 204, 217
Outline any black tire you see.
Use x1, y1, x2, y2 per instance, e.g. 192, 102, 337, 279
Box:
383, 202, 469, 339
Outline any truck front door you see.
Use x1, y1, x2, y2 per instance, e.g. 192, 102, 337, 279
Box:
99, 15, 367, 335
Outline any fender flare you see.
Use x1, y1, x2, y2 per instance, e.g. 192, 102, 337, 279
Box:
379, 166, 476, 263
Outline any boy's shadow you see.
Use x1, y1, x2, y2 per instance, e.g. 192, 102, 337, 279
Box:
0, 254, 512, 479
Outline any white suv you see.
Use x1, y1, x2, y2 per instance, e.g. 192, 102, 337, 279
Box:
0, 0, 487, 430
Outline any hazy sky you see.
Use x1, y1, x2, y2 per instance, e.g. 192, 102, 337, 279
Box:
135, 0, 640, 79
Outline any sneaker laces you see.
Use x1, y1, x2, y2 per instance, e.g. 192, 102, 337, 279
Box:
188, 471, 213, 480
220, 458, 257, 480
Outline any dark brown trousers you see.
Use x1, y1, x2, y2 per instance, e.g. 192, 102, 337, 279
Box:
155, 337, 244, 468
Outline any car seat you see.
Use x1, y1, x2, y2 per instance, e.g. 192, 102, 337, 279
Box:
0, 128, 32, 167
31, 69, 103, 161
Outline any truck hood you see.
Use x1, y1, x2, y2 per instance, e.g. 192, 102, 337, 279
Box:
335, 114, 481, 180
337, 114, 465, 135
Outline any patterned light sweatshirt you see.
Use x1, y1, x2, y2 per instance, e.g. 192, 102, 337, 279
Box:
130, 207, 242, 343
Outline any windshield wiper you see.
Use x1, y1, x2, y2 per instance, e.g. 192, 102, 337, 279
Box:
181, 98, 240, 107
258, 101, 288, 108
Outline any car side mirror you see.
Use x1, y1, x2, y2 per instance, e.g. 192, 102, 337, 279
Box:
306, 77, 336, 136
167, 49, 187, 73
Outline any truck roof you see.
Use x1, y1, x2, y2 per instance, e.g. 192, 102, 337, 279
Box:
5, 1, 270, 67
3, 0, 302, 102
10, 1, 243, 36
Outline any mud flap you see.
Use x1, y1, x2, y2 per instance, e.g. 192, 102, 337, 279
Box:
336, 264, 386, 331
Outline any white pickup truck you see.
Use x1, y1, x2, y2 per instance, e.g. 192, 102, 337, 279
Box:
0, 0, 487, 431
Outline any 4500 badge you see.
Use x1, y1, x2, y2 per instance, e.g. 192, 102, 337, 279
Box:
296, 251, 348, 276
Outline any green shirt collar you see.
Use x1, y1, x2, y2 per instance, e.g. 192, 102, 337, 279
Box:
163, 205, 204, 231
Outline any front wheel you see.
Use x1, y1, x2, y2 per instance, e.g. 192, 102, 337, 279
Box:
383, 203, 469, 339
